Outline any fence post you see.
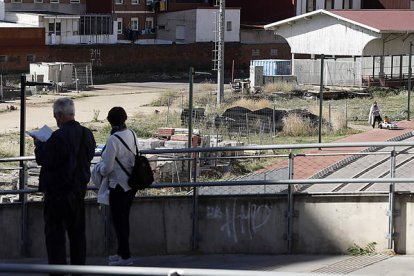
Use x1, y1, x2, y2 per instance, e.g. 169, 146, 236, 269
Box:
328, 103, 332, 130
287, 152, 295, 253
387, 148, 396, 249
345, 101, 348, 129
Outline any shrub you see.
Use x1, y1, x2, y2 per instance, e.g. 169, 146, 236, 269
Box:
263, 81, 295, 93
347, 242, 377, 256
282, 113, 315, 136
227, 98, 271, 111
149, 90, 177, 107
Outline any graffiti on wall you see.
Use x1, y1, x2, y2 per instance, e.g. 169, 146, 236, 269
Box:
90, 49, 102, 66
206, 200, 272, 243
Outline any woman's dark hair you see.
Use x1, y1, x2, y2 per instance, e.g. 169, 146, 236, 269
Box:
107, 106, 127, 126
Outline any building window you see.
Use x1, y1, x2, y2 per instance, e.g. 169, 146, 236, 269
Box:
131, 0, 140, 4
306, 0, 316, 12
50, 0, 59, 3
70, 0, 80, 3
270, 49, 278, 56
72, 20, 78, 35
325, 0, 334, 9
80, 16, 112, 35
34, 0, 43, 3
0, 56, 7, 63
48, 22, 61, 35
145, 17, 154, 29
11, 0, 22, 3
26, 54, 36, 62
117, 18, 123, 34
252, 49, 260, 56
226, 21, 232, 31
343, 0, 353, 9
131, 18, 139, 31
115, 0, 124, 4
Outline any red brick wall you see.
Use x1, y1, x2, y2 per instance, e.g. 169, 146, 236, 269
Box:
380, 0, 410, 8
0, 28, 45, 47
226, 0, 294, 24
86, 0, 112, 13
0, 42, 291, 74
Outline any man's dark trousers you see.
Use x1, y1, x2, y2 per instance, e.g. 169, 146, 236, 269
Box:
44, 191, 86, 269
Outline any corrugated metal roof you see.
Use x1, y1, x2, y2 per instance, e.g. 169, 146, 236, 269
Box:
330, 10, 414, 33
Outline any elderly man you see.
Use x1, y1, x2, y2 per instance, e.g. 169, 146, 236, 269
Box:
34, 97, 96, 272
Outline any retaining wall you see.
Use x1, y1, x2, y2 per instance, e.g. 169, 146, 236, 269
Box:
0, 193, 412, 259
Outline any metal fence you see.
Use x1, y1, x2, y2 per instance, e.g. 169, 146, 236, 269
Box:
295, 55, 414, 87
2, 141, 414, 251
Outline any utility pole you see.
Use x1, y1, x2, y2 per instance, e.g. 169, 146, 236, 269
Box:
216, 0, 225, 105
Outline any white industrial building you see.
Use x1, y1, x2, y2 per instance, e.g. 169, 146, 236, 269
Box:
156, 8, 240, 44
29, 62, 74, 85
4, 11, 117, 45
264, 9, 414, 87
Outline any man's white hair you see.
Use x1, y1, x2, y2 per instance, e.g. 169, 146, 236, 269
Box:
53, 97, 75, 116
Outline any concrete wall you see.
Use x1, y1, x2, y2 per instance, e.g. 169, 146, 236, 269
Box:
5, 12, 42, 26
0, 1, 4, 21
157, 8, 240, 44
240, 31, 286, 45
195, 9, 240, 43
1, 193, 414, 259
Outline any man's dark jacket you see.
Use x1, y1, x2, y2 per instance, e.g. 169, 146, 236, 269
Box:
35, 120, 96, 195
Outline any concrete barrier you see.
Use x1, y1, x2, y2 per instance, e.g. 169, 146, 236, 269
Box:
1, 193, 414, 259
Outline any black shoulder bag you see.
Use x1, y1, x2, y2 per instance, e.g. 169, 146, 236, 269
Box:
113, 129, 154, 190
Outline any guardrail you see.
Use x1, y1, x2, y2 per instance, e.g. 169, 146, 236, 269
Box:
1, 141, 414, 270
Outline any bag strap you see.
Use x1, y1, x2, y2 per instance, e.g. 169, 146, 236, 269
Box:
75, 126, 85, 170
113, 129, 137, 177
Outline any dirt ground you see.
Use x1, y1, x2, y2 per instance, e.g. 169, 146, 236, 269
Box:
0, 82, 189, 133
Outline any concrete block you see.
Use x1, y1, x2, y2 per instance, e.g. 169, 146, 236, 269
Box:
138, 138, 165, 149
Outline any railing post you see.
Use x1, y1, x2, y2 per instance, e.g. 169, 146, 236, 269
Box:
19, 75, 29, 256
387, 148, 396, 249
287, 152, 295, 253
191, 152, 199, 251
20, 162, 28, 257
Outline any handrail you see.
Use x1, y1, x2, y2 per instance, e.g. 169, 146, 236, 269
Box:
139, 141, 414, 155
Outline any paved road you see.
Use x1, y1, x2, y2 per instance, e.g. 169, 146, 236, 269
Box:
0, 82, 189, 133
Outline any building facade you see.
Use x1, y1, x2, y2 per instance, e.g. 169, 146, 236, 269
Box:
226, 0, 295, 25
296, 0, 412, 15
1, 0, 117, 45
156, 8, 240, 44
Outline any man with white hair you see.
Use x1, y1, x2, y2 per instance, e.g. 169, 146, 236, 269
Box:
34, 97, 96, 273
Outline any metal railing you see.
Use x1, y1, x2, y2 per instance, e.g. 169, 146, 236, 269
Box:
2, 141, 414, 273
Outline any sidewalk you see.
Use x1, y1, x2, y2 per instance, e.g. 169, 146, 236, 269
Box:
2, 254, 414, 275
262, 120, 414, 179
